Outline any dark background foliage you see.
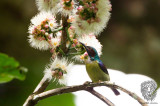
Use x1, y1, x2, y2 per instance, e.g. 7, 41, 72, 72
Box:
0, 0, 160, 106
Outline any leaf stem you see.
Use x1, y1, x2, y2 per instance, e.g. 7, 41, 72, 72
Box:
58, 47, 66, 56
53, 27, 63, 33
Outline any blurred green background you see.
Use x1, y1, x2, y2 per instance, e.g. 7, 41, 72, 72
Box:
0, 0, 160, 106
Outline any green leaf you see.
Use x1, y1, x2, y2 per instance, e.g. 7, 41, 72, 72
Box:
0, 53, 28, 83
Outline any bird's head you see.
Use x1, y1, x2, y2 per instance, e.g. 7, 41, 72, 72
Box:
80, 42, 100, 61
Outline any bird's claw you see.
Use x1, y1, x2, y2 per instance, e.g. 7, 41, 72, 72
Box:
98, 80, 103, 83
84, 81, 92, 85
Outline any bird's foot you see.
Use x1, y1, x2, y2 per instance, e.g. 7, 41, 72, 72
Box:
98, 80, 103, 83
83, 81, 92, 85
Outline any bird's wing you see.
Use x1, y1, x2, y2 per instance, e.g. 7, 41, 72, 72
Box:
98, 61, 109, 75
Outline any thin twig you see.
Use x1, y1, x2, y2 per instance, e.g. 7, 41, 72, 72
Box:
113, 85, 148, 106
86, 87, 114, 106
29, 82, 147, 106
23, 76, 51, 106
33, 77, 51, 94
52, 27, 63, 33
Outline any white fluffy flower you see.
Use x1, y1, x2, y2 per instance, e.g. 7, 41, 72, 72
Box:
28, 11, 57, 50
50, 37, 61, 48
58, 0, 75, 16
36, 0, 60, 13
56, 31, 62, 38
36, 0, 75, 16
44, 57, 73, 85
44, 68, 53, 81
30, 11, 57, 27
74, 34, 102, 62
28, 35, 50, 50
49, 20, 58, 30
72, 0, 111, 36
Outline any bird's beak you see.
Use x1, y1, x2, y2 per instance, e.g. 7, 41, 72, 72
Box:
79, 42, 95, 61
79, 42, 90, 54
79, 42, 88, 51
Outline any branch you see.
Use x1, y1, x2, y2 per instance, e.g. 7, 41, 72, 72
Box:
60, 15, 69, 55
86, 87, 114, 106
23, 76, 51, 106
26, 82, 147, 106
33, 77, 51, 94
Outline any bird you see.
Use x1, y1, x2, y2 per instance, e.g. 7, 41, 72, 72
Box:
80, 42, 120, 96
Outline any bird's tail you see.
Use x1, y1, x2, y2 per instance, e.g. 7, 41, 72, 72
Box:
111, 88, 120, 96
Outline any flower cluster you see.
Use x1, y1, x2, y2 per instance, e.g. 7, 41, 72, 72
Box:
59, 0, 75, 16
28, 0, 111, 85
72, 0, 112, 35
36, 0, 59, 12
28, 11, 60, 50
62, 0, 74, 10
36, 0, 74, 16
76, 1, 99, 23
44, 57, 73, 84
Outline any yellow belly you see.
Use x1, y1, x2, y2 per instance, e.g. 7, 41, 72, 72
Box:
86, 61, 110, 82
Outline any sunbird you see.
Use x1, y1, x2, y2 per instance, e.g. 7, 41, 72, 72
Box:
80, 42, 120, 96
